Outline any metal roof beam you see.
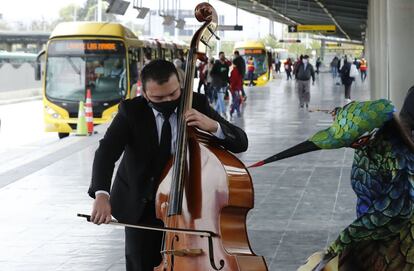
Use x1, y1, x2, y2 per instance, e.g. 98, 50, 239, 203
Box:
312, 0, 351, 40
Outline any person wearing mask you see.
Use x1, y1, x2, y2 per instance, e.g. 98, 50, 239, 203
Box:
88, 59, 248, 271
294, 55, 315, 109
211, 52, 230, 117
340, 56, 354, 103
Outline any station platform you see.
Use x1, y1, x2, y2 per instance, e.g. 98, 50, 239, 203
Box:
0, 71, 370, 270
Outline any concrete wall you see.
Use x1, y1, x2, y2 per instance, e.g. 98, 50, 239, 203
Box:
367, 0, 414, 110
0, 63, 41, 92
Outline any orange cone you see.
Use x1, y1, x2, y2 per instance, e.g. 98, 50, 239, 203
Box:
85, 88, 94, 135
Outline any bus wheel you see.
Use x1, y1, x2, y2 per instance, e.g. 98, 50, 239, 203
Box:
58, 132, 69, 139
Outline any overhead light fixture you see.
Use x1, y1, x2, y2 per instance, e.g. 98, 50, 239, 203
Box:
133, 0, 150, 19
175, 19, 185, 30
136, 7, 150, 19
162, 15, 175, 26
106, 0, 130, 15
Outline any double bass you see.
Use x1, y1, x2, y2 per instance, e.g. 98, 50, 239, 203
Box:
78, 2, 268, 270
154, 3, 268, 271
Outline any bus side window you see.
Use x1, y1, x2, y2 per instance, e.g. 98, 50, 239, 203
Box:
128, 48, 140, 98
128, 48, 139, 87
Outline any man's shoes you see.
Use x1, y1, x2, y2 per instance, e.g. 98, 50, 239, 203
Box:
300, 104, 304, 108
305, 103, 309, 108
344, 98, 352, 104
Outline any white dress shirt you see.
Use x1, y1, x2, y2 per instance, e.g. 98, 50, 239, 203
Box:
96, 108, 225, 197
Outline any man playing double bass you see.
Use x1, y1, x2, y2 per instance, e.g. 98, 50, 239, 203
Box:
88, 60, 248, 271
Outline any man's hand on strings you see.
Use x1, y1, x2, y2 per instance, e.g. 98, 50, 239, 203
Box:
185, 109, 218, 133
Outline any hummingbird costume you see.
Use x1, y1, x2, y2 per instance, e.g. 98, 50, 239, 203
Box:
251, 97, 414, 271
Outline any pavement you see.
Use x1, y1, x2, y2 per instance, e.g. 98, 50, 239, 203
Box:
0, 71, 370, 270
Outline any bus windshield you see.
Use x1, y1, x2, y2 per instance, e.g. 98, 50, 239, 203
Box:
242, 53, 267, 76
46, 40, 127, 102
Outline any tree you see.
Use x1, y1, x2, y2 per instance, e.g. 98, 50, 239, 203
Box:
57, 0, 118, 23
260, 34, 281, 49
0, 21, 10, 31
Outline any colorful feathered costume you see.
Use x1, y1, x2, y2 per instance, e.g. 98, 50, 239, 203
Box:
251, 99, 414, 271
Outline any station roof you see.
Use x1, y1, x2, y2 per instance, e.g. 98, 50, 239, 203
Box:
218, 0, 368, 41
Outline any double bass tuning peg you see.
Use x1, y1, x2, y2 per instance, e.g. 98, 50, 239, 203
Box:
207, 26, 220, 40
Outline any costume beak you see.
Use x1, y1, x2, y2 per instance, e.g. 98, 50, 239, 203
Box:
249, 140, 321, 168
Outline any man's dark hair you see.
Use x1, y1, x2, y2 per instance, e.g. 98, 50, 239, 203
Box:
140, 59, 179, 92
219, 51, 225, 56
234, 50, 239, 56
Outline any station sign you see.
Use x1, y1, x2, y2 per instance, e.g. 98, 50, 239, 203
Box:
279, 39, 301, 43
217, 25, 243, 31
326, 42, 342, 47
288, 25, 336, 33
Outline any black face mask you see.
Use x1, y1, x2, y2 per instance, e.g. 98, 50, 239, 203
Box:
147, 96, 181, 116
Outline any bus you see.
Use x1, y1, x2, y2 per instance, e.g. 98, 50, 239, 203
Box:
234, 41, 272, 86
36, 22, 187, 139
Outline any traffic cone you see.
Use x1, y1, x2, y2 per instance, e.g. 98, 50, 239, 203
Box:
136, 80, 142, 96
85, 89, 94, 135
76, 101, 88, 136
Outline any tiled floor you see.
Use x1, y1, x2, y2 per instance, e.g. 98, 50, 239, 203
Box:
0, 71, 370, 270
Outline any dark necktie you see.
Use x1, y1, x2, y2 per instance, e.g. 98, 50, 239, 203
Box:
158, 112, 172, 168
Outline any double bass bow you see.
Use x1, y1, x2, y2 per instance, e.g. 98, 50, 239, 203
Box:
154, 2, 268, 271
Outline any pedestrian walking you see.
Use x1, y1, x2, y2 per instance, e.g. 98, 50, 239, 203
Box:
294, 55, 315, 108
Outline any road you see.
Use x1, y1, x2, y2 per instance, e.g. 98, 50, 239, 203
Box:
0, 100, 57, 153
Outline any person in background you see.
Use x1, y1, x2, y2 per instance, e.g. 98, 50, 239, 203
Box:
294, 55, 315, 109
173, 59, 185, 88
284, 58, 293, 80
196, 59, 208, 94
400, 85, 414, 138
315, 57, 322, 74
205, 57, 215, 104
359, 58, 368, 82
330, 56, 339, 78
247, 56, 255, 86
275, 56, 281, 73
340, 56, 354, 103
233, 50, 247, 101
211, 52, 230, 117
229, 58, 243, 118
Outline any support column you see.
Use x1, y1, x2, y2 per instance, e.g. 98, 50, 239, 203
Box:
320, 39, 326, 61
367, 0, 414, 109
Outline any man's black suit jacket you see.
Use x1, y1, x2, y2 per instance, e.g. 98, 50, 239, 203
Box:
88, 93, 248, 224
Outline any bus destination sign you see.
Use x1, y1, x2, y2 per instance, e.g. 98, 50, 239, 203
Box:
49, 40, 125, 55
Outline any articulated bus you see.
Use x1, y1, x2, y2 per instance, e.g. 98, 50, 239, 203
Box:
36, 22, 188, 138
234, 41, 272, 86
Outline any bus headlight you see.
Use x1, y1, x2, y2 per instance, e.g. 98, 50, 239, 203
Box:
263, 76, 267, 80
45, 106, 61, 119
